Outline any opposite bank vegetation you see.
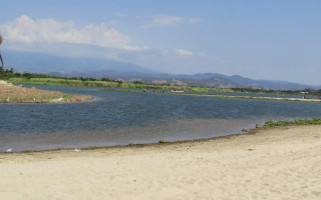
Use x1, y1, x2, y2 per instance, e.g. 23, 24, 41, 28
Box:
1, 69, 321, 94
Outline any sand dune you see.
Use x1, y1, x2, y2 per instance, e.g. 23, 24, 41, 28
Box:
0, 125, 321, 199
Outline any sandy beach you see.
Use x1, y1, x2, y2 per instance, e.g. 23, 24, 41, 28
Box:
0, 125, 321, 199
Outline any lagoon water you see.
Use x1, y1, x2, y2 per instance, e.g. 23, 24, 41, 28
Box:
1, 85, 321, 152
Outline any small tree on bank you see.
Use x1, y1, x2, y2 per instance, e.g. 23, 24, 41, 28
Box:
0, 33, 4, 67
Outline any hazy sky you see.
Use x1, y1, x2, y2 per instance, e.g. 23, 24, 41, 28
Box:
1, 0, 321, 85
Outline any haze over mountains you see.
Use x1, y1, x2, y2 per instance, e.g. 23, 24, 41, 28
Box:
4, 50, 320, 90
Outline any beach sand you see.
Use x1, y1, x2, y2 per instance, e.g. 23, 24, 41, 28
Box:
0, 125, 321, 199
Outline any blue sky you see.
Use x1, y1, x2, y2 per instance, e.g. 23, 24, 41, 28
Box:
1, 0, 321, 85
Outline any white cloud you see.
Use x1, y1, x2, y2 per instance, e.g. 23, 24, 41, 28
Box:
175, 49, 193, 56
121, 45, 149, 51
107, 20, 118, 25
115, 12, 127, 17
143, 15, 202, 28
161, 50, 170, 56
198, 51, 207, 57
143, 15, 184, 27
153, 15, 184, 25
161, 49, 194, 56
1, 15, 147, 51
188, 18, 202, 24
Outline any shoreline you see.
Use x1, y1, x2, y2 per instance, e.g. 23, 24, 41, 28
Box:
0, 127, 249, 154
0, 96, 94, 104
0, 95, 94, 104
1, 124, 320, 199
183, 93, 321, 102
0, 117, 276, 153
0, 123, 317, 154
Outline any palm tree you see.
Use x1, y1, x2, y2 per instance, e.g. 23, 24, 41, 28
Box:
0, 33, 3, 67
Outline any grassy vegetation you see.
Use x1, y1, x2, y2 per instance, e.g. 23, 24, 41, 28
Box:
158, 140, 169, 143
264, 118, 321, 127
6, 76, 236, 92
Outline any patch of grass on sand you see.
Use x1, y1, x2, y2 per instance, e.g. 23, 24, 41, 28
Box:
158, 140, 169, 143
264, 118, 321, 127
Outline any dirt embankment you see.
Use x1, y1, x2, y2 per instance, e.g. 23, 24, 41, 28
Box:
0, 80, 93, 103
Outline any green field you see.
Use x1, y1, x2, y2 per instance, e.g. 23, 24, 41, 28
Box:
6, 77, 236, 93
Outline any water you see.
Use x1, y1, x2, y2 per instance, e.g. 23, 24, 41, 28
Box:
1, 85, 321, 152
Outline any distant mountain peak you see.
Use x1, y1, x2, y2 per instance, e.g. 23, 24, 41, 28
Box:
4, 50, 157, 74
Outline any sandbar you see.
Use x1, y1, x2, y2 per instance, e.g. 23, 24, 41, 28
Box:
0, 80, 93, 103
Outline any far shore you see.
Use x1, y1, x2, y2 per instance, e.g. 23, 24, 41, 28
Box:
102, 88, 321, 102
7, 77, 321, 103
170, 92, 321, 102
1, 124, 320, 199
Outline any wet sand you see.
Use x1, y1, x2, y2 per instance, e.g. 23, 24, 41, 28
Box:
1, 125, 321, 199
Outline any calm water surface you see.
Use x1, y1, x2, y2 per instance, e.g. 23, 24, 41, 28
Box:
1, 85, 321, 152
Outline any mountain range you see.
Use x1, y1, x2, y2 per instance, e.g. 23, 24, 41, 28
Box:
3, 50, 320, 90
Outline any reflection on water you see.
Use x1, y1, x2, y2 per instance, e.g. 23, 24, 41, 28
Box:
1, 85, 321, 152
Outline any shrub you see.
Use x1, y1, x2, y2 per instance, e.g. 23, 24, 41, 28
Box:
264, 118, 321, 127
